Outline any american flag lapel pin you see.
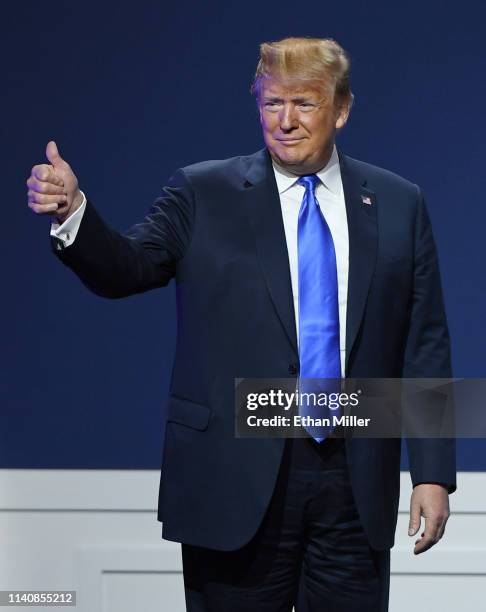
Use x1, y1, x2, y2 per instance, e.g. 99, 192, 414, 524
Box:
361, 195, 373, 206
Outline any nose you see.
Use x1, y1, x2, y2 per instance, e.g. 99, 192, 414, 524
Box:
279, 103, 299, 131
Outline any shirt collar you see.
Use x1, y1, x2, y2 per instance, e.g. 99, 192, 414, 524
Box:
271, 145, 342, 196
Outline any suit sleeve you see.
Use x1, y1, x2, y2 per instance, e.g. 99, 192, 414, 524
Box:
403, 186, 456, 493
51, 168, 194, 298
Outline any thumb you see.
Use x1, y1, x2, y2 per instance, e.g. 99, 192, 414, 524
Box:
46, 140, 66, 169
408, 499, 422, 536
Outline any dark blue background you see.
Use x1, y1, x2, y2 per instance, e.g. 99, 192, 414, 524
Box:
2, 0, 485, 469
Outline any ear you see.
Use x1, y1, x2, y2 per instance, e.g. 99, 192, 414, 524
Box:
335, 93, 354, 129
257, 99, 265, 124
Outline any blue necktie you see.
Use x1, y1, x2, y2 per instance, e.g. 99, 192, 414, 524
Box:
297, 174, 341, 442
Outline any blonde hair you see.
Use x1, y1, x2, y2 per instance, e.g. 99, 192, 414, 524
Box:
251, 37, 352, 105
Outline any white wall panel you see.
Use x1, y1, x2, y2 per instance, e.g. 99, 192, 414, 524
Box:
0, 470, 484, 611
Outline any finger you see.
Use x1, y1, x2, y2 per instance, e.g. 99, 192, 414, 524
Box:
436, 513, 450, 540
425, 509, 449, 540
28, 201, 59, 215
27, 190, 67, 206
46, 140, 68, 169
26, 176, 65, 195
414, 534, 437, 555
31, 164, 63, 185
408, 499, 422, 536
424, 515, 442, 541
414, 516, 441, 554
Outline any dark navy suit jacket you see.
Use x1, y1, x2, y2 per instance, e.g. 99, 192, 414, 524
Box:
53, 147, 456, 551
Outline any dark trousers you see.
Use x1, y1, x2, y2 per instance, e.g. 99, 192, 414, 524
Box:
182, 437, 390, 612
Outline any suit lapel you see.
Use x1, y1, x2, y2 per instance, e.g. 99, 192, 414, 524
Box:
242, 149, 298, 355
339, 153, 378, 373
239, 148, 378, 367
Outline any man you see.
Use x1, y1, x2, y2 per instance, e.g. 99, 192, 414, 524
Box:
27, 37, 455, 611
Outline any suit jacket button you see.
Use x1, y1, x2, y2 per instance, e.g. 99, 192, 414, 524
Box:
288, 363, 299, 376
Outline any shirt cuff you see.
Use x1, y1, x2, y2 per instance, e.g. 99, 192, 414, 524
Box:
50, 191, 87, 248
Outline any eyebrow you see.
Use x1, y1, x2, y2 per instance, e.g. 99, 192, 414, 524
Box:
262, 96, 318, 103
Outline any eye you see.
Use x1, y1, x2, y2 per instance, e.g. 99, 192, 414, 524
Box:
298, 103, 317, 112
263, 101, 282, 112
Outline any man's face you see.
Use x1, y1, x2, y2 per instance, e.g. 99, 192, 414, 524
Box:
258, 78, 350, 175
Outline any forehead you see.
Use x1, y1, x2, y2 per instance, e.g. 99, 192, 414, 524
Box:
259, 78, 329, 100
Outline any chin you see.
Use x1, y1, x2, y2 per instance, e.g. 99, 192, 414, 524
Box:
275, 150, 306, 167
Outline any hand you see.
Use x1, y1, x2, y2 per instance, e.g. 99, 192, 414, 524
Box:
408, 483, 450, 554
27, 141, 84, 224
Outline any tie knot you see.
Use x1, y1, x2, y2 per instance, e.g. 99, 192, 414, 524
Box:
297, 174, 320, 193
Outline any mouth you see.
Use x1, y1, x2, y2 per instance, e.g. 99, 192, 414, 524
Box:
276, 138, 304, 145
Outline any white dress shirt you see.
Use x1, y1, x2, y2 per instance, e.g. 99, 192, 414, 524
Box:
50, 193, 87, 247
51, 146, 349, 375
